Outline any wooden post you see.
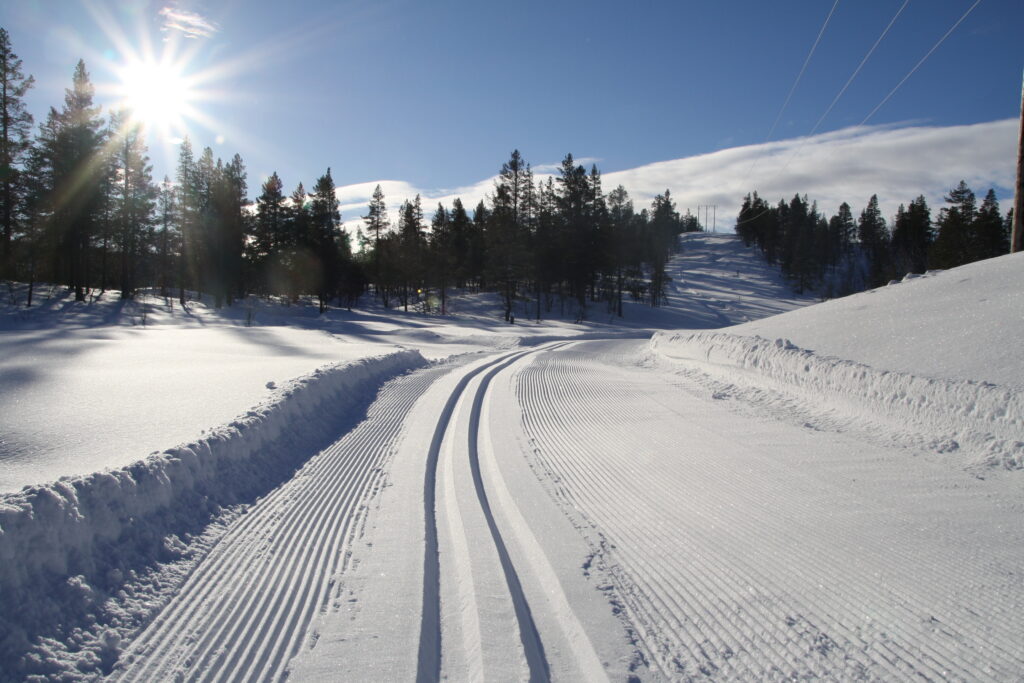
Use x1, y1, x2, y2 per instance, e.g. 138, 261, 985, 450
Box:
1012, 69, 1024, 253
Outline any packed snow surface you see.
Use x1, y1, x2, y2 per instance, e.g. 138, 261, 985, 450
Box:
2, 233, 1021, 681
730, 251, 1024, 387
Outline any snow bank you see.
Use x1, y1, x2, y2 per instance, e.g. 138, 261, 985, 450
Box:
0, 349, 426, 663
650, 332, 1024, 471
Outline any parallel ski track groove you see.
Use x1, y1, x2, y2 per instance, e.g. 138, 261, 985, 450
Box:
468, 353, 550, 682
417, 344, 569, 683
515, 344, 1019, 681
115, 364, 446, 682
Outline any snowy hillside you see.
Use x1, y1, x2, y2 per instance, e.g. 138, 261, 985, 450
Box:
2, 234, 1021, 681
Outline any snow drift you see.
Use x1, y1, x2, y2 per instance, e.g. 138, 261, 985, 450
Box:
651, 331, 1023, 470
0, 349, 426, 664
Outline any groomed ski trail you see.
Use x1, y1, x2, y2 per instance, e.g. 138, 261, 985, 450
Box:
515, 339, 1024, 680
114, 343, 617, 682
419, 342, 610, 682
112, 363, 448, 682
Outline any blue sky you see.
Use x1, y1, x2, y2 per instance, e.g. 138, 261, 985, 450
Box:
2, 0, 1021, 224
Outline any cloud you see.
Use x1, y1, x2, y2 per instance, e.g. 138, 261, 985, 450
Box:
159, 6, 219, 39
604, 119, 1015, 227
532, 156, 603, 174
337, 119, 1016, 234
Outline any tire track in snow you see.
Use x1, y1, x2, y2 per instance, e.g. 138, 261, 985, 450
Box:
515, 340, 1024, 680
113, 363, 448, 683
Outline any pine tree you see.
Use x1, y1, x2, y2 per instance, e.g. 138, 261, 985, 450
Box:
858, 194, 889, 288
555, 153, 592, 313
607, 185, 634, 317
486, 183, 529, 322
449, 197, 471, 288
174, 137, 196, 305
363, 183, 388, 295
253, 171, 286, 294
930, 181, 976, 269
891, 195, 931, 275
108, 109, 156, 299
0, 28, 34, 278
308, 168, 343, 313
429, 202, 453, 314
37, 60, 107, 300
396, 194, 425, 312
648, 190, 680, 306
217, 153, 247, 305
973, 189, 1007, 261
156, 176, 176, 297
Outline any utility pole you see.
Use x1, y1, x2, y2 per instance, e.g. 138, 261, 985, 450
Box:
1012, 68, 1024, 253
695, 205, 717, 232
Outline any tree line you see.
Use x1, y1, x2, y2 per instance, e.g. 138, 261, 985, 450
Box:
0, 32, 697, 320
735, 181, 1012, 297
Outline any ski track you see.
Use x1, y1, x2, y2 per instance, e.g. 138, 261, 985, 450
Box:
419, 345, 568, 683
112, 363, 448, 682
515, 339, 1024, 681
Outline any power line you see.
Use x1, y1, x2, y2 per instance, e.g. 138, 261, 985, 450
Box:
740, 0, 841, 188
735, 0, 982, 229
859, 0, 983, 126
809, 0, 910, 137
765, 0, 912, 186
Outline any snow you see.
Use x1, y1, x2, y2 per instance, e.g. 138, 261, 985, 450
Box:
727, 251, 1024, 388
2, 232, 1022, 680
0, 349, 425, 677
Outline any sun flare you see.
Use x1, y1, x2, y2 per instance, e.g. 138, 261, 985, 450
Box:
117, 59, 193, 132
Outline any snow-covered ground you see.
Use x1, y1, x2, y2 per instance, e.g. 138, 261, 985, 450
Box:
2, 233, 1021, 681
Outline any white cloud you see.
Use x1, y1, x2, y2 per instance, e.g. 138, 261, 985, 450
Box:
604, 119, 1015, 227
532, 156, 603, 174
337, 119, 1016, 234
160, 6, 219, 39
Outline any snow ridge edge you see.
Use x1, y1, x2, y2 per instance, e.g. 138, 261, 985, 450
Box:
0, 349, 427, 642
650, 331, 1023, 471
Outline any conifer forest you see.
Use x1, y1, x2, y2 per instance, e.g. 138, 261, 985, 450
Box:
0, 30, 1013, 317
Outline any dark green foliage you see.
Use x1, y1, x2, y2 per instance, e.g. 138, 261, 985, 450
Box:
308, 168, 347, 313
891, 196, 931, 275
972, 189, 1008, 262
858, 195, 889, 288
37, 60, 107, 301
736, 180, 1009, 300
6, 39, 694, 319
108, 110, 157, 299
0, 28, 34, 279
930, 181, 977, 270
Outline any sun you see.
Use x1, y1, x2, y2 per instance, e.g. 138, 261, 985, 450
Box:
116, 59, 194, 133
